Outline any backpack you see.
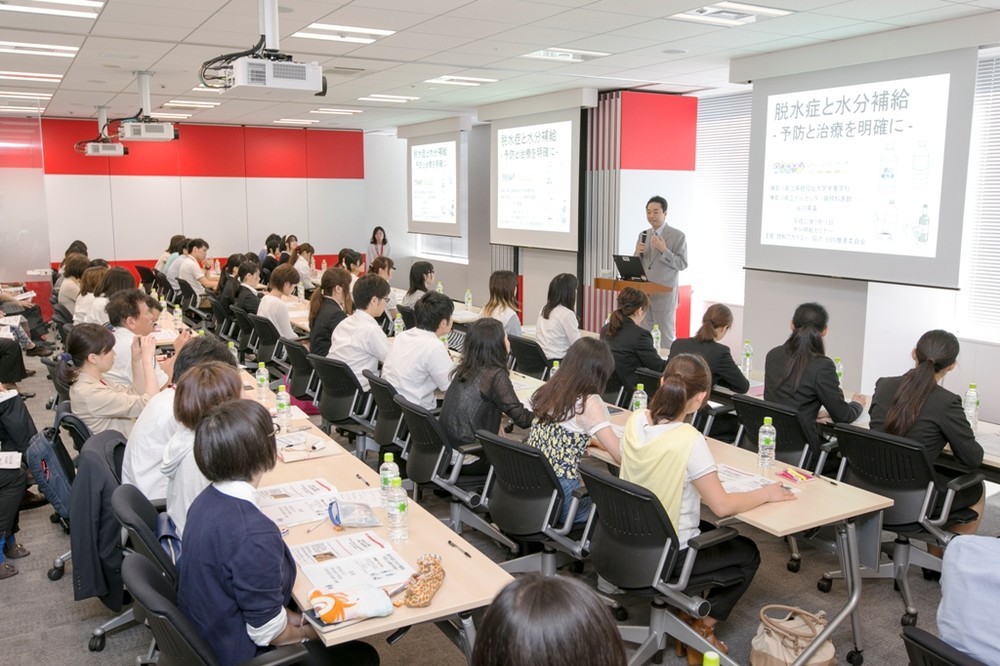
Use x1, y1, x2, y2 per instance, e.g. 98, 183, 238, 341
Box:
25, 426, 76, 521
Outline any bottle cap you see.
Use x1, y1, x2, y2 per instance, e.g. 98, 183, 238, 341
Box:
258, 362, 265, 368
969, 383, 977, 389
702, 651, 721, 666
834, 356, 842, 362
763, 416, 772, 425
277, 385, 286, 393
391, 477, 403, 487
385, 452, 394, 462
744, 339, 750, 343
636, 383, 644, 391
652, 323, 659, 329
553, 361, 560, 368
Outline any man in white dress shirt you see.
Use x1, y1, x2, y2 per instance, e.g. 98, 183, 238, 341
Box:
105, 289, 190, 389
178, 238, 218, 308
382, 291, 454, 409
328, 274, 390, 391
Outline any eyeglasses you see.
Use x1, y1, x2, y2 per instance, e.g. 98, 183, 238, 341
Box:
381, 296, 391, 303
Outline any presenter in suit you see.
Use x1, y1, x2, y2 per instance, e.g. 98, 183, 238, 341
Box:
634, 195, 688, 347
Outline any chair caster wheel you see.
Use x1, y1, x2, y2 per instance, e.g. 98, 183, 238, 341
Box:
901, 613, 918, 627
817, 577, 832, 593
613, 606, 628, 621
49, 512, 60, 524
47, 566, 64, 581
847, 649, 864, 665
786, 558, 801, 573
89, 634, 105, 651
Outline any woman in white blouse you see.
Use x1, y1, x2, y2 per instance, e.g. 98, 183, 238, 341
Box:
256, 264, 300, 340
290, 243, 315, 292
534, 273, 580, 362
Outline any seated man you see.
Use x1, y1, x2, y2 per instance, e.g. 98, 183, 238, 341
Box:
104, 289, 191, 390
382, 291, 453, 409
178, 238, 218, 308
260, 237, 282, 286
122, 336, 238, 501
328, 274, 389, 392
938, 534, 1000, 664
165, 241, 189, 293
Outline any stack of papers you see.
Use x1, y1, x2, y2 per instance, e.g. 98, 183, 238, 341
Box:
716, 464, 800, 494
257, 479, 338, 528
291, 530, 414, 592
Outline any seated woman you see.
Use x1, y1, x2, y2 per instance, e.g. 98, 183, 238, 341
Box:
441, 318, 533, 452
57, 323, 159, 437
57, 253, 90, 316
257, 264, 300, 340
472, 574, 626, 666
601, 287, 666, 395
669, 304, 748, 393
279, 234, 297, 265
338, 248, 363, 292
763, 302, 866, 453
480, 270, 522, 337
525, 337, 620, 523
400, 260, 434, 308
215, 253, 244, 309
534, 273, 580, 362
82, 267, 136, 326
232, 261, 262, 315
369, 256, 397, 323
620, 354, 794, 662
290, 243, 316, 293
307, 268, 351, 358
0, 384, 34, 579
156, 234, 186, 273
868, 330, 986, 546
160, 361, 244, 537
178, 400, 379, 666
72, 265, 109, 325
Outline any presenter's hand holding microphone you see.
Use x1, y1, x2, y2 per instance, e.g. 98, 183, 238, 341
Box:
635, 230, 649, 255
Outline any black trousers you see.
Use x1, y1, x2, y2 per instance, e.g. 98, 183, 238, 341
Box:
687, 521, 761, 621
0, 339, 27, 384
0, 395, 37, 454
0, 466, 27, 539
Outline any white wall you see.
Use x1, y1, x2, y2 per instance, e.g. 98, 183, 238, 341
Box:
363, 133, 413, 291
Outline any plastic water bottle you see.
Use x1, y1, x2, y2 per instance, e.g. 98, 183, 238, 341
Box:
275, 385, 290, 428
651, 324, 661, 350
834, 357, 844, 388
379, 452, 400, 509
228, 340, 239, 365
758, 416, 776, 469
741, 339, 753, 378
321, 259, 328, 272
296, 282, 304, 301
436, 281, 444, 294
605, 311, 612, 326
631, 383, 648, 412
549, 361, 559, 378
256, 362, 269, 401
387, 477, 408, 542
964, 383, 980, 432
393, 313, 405, 336
150, 287, 158, 300
464, 288, 473, 311
173, 305, 183, 327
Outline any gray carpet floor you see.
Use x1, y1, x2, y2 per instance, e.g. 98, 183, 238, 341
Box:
3, 348, 997, 666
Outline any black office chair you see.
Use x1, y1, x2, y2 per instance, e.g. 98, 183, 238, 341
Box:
602, 372, 626, 407
307, 354, 376, 460
247, 314, 290, 378
818, 424, 984, 626
730, 394, 818, 468
41, 357, 71, 406
901, 626, 987, 666
152, 270, 176, 306
178, 280, 209, 329
112, 484, 178, 587
362, 370, 409, 466
51, 302, 73, 332
397, 304, 415, 330
508, 334, 550, 380
205, 293, 238, 346
230, 306, 258, 362
54, 400, 93, 453
281, 338, 318, 402
395, 396, 516, 553
634, 367, 663, 406
579, 464, 744, 666
121, 555, 309, 666
135, 265, 155, 295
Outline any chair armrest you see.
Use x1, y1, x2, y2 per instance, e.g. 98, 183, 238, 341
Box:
946, 471, 985, 492
686, 526, 738, 551
819, 437, 839, 454
455, 442, 483, 457
243, 643, 309, 666
571, 485, 589, 500
150, 498, 167, 512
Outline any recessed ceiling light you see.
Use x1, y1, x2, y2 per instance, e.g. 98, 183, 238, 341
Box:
310, 108, 363, 115
306, 23, 395, 36
424, 75, 498, 86
0, 41, 79, 58
522, 48, 610, 63
714, 1, 792, 18
671, 2, 791, 27
149, 112, 191, 119
191, 85, 225, 94
292, 32, 374, 45
0, 90, 53, 99
361, 94, 419, 103
662, 48, 689, 55
274, 119, 318, 125
0, 1, 101, 19
0, 105, 45, 113
35, 0, 104, 7
0, 70, 62, 83
292, 22, 394, 45
164, 99, 221, 109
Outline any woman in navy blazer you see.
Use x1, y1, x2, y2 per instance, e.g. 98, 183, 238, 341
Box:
600, 287, 666, 394
668, 304, 748, 394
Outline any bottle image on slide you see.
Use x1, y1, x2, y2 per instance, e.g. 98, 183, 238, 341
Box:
911, 139, 929, 190
914, 204, 930, 243
879, 142, 897, 193
877, 200, 898, 241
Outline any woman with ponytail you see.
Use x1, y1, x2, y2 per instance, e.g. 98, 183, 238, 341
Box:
869, 330, 985, 539
600, 287, 666, 393
763, 302, 865, 449
669, 303, 748, 393
308, 268, 352, 358
621, 354, 794, 663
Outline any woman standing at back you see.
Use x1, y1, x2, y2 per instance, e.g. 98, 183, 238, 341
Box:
534, 273, 580, 363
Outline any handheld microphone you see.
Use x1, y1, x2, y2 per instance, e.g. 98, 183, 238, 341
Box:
640, 230, 649, 245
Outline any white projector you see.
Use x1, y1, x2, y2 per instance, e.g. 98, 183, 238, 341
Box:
118, 121, 177, 142
230, 55, 324, 93
84, 142, 128, 157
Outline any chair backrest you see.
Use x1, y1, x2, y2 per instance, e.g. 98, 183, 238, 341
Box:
247, 314, 280, 364
153, 270, 175, 304
508, 334, 550, 380
121, 554, 220, 666
51, 303, 73, 329
397, 304, 415, 330
578, 464, 680, 590
281, 337, 314, 399
475, 430, 563, 538
307, 354, 367, 424
902, 626, 987, 666
731, 394, 812, 466
394, 395, 451, 485
205, 294, 236, 344
834, 423, 939, 527
54, 400, 93, 452
230, 306, 256, 354
633, 367, 663, 407
364, 370, 405, 449
177, 279, 197, 309
41, 357, 71, 405
112, 484, 178, 586
135, 265, 155, 294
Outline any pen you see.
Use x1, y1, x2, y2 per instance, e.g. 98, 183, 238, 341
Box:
286, 425, 311, 433
355, 473, 371, 487
817, 476, 838, 486
447, 539, 472, 558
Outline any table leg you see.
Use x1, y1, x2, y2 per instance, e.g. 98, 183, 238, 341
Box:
792, 521, 864, 666
434, 611, 478, 665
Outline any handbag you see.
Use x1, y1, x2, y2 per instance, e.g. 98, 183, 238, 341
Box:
750, 604, 837, 666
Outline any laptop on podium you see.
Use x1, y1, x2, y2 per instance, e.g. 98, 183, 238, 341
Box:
612, 255, 648, 282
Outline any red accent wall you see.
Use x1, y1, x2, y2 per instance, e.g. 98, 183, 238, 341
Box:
619, 92, 698, 171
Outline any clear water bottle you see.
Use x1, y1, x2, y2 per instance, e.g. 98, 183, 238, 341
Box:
393, 313, 405, 336
228, 340, 239, 365
651, 324, 661, 350
605, 311, 612, 326
464, 288, 473, 311
964, 383, 980, 432
741, 339, 753, 378
256, 362, 269, 401
173, 305, 183, 327
631, 383, 648, 412
436, 281, 444, 294
758, 416, 776, 469
275, 386, 291, 428
834, 357, 844, 388
321, 259, 328, 272
296, 282, 304, 301
379, 452, 400, 509
387, 477, 408, 542
549, 360, 559, 378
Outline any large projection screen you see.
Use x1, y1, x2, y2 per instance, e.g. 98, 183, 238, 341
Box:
746, 48, 977, 288
490, 109, 581, 251
408, 132, 466, 238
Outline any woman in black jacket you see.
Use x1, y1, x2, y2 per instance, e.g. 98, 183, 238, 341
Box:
307, 268, 351, 358
600, 287, 666, 395
669, 304, 748, 393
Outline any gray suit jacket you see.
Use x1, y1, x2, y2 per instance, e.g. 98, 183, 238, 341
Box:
637, 224, 688, 291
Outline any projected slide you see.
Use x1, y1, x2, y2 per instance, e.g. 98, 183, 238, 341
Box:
410, 140, 456, 224
496, 120, 572, 233
761, 74, 949, 258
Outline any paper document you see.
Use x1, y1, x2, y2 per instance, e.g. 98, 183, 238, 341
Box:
255, 479, 337, 507
335, 488, 384, 509
260, 497, 333, 528
716, 464, 800, 494
0, 452, 22, 469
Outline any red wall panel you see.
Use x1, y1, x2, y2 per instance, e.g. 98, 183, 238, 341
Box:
244, 127, 307, 178
620, 92, 697, 171
177, 124, 246, 177
306, 130, 364, 179
41, 119, 111, 175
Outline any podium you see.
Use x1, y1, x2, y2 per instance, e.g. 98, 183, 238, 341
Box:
593, 277, 672, 295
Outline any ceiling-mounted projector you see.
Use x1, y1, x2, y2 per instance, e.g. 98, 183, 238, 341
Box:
85, 142, 128, 157
229, 55, 324, 93
119, 121, 178, 142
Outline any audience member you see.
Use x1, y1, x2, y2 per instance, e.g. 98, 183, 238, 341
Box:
328, 274, 389, 391
369, 256, 397, 321
260, 237, 282, 285
232, 261, 262, 315
82, 266, 136, 326
290, 243, 315, 292
480, 270, 521, 337
105, 289, 190, 389
155, 234, 186, 272
534, 273, 580, 362
308, 268, 351, 358
257, 264, 300, 340
57, 253, 90, 315
601, 286, 666, 393
72, 265, 108, 325
400, 260, 434, 308
179, 238, 218, 306
668, 304, 749, 393
382, 291, 453, 409
216, 253, 244, 307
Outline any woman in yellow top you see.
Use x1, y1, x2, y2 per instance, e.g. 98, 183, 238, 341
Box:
620, 354, 794, 664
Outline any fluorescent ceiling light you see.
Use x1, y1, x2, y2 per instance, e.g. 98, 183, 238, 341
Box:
191, 85, 225, 94
671, 2, 792, 27
292, 32, 374, 44
35, 0, 104, 7
0, 3, 99, 19
713, 2, 792, 17
274, 119, 318, 125
0, 90, 53, 99
293, 22, 395, 45
522, 47, 610, 62
424, 75, 498, 86
0, 70, 62, 83
310, 108, 363, 115
164, 99, 221, 109
306, 23, 395, 37
358, 97, 405, 103
367, 94, 419, 101
149, 112, 191, 119
0, 105, 45, 113
0, 41, 79, 58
